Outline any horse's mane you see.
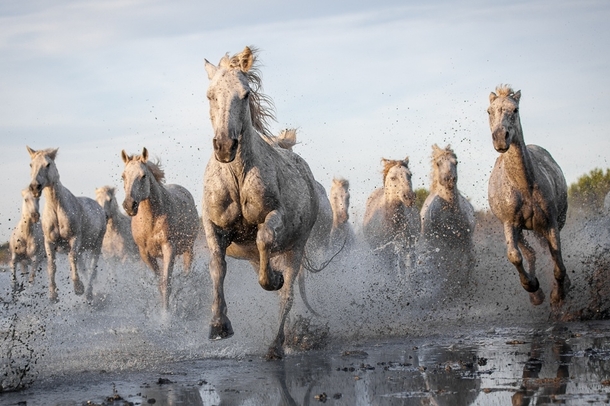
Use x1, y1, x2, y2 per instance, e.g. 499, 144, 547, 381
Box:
495, 84, 516, 98
382, 158, 410, 183
431, 144, 457, 192
228, 46, 276, 140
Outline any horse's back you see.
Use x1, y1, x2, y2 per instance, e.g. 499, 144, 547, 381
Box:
166, 184, 199, 245
528, 144, 568, 228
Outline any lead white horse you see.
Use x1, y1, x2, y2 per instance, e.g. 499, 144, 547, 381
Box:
95, 186, 139, 263
487, 85, 569, 309
27, 147, 106, 302
9, 187, 45, 286
202, 46, 322, 359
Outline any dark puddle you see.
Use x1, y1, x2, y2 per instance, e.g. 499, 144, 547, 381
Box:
2, 320, 610, 405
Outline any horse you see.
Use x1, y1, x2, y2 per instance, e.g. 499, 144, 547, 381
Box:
27, 146, 107, 302
420, 145, 475, 257
363, 157, 420, 271
202, 46, 322, 359
9, 187, 45, 286
420, 145, 476, 294
329, 178, 356, 252
487, 85, 569, 309
121, 147, 199, 311
95, 186, 139, 263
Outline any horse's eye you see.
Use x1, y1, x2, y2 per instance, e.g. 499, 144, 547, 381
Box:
514, 108, 519, 114
45, 162, 50, 167
142, 174, 146, 179
29, 163, 32, 168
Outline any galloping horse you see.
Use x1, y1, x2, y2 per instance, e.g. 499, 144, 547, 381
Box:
487, 85, 569, 308
95, 186, 139, 263
202, 46, 321, 359
9, 187, 45, 285
27, 147, 106, 302
420, 144, 475, 258
121, 148, 199, 311
363, 157, 420, 270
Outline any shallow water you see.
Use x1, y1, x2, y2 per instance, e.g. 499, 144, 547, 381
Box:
1, 214, 610, 405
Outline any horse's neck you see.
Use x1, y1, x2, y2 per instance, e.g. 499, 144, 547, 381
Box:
432, 181, 458, 204
504, 129, 536, 192
232, 127, 269, 179
144, 178, 171, 215
332, 210, 348, 227
42, 181, 71, 211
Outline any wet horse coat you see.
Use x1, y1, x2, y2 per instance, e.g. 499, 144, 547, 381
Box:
202, 46, 321, 359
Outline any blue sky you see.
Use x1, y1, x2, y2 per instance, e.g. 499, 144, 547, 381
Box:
1, 0, 609, 242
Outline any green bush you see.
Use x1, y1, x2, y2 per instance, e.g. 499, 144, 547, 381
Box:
568, 168, 610, 213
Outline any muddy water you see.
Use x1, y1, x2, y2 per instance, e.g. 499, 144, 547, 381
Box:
1, 213, 610, 405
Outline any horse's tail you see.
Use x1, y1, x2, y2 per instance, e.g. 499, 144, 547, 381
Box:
298, 236, 347, 316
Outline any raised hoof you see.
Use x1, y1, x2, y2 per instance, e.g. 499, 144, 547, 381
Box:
529, 288, 545, 306
73, 279, 85, 296
209, 321, 234, 340
523, 276, 540, 293
265, 346, 284, 361
550, 281, 569, 307
260, 271, 284, 292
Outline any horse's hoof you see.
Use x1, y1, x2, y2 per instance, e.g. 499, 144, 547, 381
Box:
523, 276, 540, 293
265, 346, 284, 361
529, 288, 545, 306
550, 284, 567, 307
49, 293, 59, 304
259, 271, 284, 291
209, 321, 234, 340
73, 280, 85, 296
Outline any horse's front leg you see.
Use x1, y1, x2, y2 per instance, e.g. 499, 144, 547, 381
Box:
256, 210, 285, 291
160, 243, 176, 311
266, 252, 301, 360
518, 233, 544, 305
545, 227, 570, 308
85, 247, 102, 302
44, 241, 59, 302
504, 224, 542, 298
68, 238, 85, 296
208, 234, 233, 340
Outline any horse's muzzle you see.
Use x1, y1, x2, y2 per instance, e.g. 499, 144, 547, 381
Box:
213, 137, 238, 163
123, 199, 139, 216
29, 183, 42, 198
492, 127, 510, 153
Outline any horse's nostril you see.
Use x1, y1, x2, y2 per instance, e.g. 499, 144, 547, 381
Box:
213, 139, 220, 152
231, 139, 238, 152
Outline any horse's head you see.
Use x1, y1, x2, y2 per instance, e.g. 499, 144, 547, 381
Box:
382, 157, 415, 206
204, 47, 254, 163
432, 144, 458, 191
487, 85, 522, 153
21, 187, 40, 223
95, 186, 117, 220
331, 178, 350, 224
27, 146, 59, 198
121, 148, 152, 216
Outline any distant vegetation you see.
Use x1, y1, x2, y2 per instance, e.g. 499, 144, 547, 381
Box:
414, 188, 429, 211
568, 168, 610, 214
0, 241, 9, 266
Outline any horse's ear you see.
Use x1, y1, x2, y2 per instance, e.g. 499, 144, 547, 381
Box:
238, 46, 254, 72
142, 147, 148, 162
403, 156, 410, 166
432, 144, 441, 153
48, 148, 58, 160
26, 145, 36, 158
205, 59, 218, 80
512, 90, 521, 103
121, 150, 129, 163
489, 92, 498, 103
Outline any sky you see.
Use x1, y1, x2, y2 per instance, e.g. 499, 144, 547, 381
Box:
1, 0, 609, 242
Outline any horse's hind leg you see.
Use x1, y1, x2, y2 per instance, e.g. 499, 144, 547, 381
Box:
518, 234, 545, 305
256, 210, 285, 291
68, 239, 85, 296
545, 227, 570, 308
504, 224, 542, 299
182, 245, 194, 276
85, 249, 102, 302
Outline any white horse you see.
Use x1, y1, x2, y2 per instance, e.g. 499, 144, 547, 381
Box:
27, 147, 107, 302
95, 186, 139, 263
121, 148, 199, 311
9, 187, 45, 285
487, 85, 569, 308
420, 144, 475, 259
363, 157, 420, 270
202, 46, 323, 359
329, 178, 356, 252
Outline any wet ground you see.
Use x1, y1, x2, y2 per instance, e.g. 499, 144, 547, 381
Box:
1, 213, 610, 405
